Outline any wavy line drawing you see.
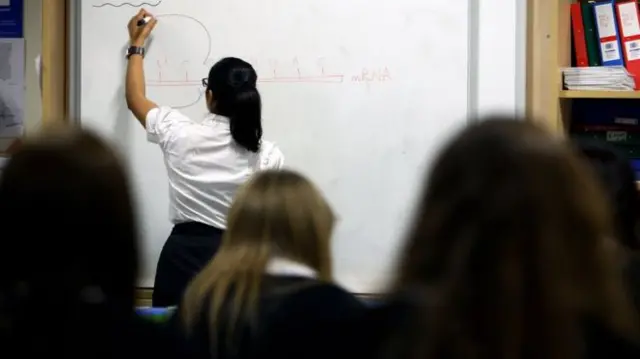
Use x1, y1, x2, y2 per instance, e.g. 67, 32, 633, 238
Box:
92, 1, 162, 8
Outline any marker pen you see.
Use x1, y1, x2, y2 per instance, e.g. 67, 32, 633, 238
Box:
137, 16, 152, 27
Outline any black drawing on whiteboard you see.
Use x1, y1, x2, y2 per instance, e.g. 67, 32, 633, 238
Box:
143, 14, 212, 109
92, 1, 162, 8
174, 90, 205, 110
153, 14, 211, 64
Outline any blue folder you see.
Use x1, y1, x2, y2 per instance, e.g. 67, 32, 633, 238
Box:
592, 1, 624, 66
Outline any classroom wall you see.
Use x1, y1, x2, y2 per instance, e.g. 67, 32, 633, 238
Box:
24, 0, 42, 133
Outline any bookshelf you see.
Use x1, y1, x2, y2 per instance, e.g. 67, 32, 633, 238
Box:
528, 0, 640, 131
559, 90, 640, 99
526, 0, 640, 185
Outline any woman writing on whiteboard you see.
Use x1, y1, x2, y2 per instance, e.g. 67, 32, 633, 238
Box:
124, 9, 285, 307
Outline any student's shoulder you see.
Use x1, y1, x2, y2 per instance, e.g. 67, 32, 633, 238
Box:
285, 279, 362, 303
256, 280, 364, 357
258, 140, 285, 169
266, 277, 365, 317
147, 106, 196, 128
147, 105, 182, 119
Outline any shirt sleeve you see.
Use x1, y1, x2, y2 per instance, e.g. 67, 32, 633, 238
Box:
145, 106, 193, 148
258, 142, 285, 170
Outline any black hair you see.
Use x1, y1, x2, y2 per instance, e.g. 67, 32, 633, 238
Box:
207, 57, 262, 153
574, 139, 640, 251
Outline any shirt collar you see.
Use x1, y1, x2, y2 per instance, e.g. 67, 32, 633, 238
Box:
205, 113, 230, 123
265, 257, 317, 279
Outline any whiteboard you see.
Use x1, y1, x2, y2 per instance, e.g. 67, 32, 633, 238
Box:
79, 0, 469, 292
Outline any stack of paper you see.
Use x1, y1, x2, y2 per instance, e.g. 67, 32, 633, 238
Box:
562, 66, 635, 91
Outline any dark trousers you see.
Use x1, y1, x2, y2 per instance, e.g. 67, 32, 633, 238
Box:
152, 222, 223, 307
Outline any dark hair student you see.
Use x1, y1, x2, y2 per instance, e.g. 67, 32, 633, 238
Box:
0, 125, 169, 358
0, 126, 138, 313
124, 9, 285, 307
574, 139, 640, 251
204, 57, 262, 152
574, 139, 640, 318
369, 119, 640, 359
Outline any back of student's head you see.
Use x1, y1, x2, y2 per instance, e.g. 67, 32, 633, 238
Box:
0, 125, 138, 353
182, 169, 334, 332
574, 139, 640, 251
392, 118, 637, 359
206, 57, 262, 153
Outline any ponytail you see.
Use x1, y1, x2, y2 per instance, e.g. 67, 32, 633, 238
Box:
206, 57, 263, 152
229, 88, 262, 153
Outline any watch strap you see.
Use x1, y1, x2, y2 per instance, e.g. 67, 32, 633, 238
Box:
126, 46, 145, 59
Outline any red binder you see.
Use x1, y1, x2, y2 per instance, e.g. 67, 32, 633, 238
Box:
616, 1, 640, 88
571, 3, 589, 67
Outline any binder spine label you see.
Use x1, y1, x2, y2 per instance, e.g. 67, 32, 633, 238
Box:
626, 40, 640, 61
601, 41, 622, 61
619, 2, 640, 36
595, 4, 618, 37
618, 2, 640, 61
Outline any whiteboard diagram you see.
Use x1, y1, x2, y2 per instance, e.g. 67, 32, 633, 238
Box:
137, 12, 393, 110
88, 2, 395, 110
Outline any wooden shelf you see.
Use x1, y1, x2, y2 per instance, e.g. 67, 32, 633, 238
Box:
559, 90, 640, 99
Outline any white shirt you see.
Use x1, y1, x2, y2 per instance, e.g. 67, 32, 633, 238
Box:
146, 106, 285, 229
265, 258, 318, 278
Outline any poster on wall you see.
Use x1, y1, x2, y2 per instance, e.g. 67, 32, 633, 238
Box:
0, 38, 24, 139
0, 0, 23, 38
0, 0, 23, 152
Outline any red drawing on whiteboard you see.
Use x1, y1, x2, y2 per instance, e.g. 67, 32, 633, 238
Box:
146, 74, 345, 86
146, 56, 345, 86
351, 67, 392, 83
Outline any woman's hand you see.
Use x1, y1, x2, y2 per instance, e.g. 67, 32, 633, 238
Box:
127, 9, 157, 46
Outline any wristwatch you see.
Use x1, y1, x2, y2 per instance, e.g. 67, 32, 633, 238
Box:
126, 46, 145, 59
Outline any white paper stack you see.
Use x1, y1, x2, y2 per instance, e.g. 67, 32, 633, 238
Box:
562, 66, 635, 91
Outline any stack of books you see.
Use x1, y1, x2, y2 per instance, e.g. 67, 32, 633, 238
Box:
562, 66, 635, 91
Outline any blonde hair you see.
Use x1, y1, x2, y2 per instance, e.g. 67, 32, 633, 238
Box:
181, 169, 335, 340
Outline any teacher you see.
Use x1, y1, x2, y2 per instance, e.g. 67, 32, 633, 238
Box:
124, 9, 285, 307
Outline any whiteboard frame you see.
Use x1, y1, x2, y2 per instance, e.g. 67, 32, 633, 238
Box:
67, 1, 479, 290
515, 0, 527, 117
467, 0, 479, 120
68, 0, 81, 123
